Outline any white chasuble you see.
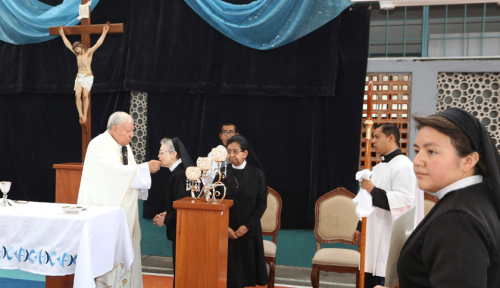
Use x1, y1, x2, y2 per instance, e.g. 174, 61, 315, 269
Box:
364, 155, 424, 277
78, 131, 151, 288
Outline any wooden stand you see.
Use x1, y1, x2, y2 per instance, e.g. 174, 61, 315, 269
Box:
53, 163, 83, 204
47, 163, 83, 287
173, 198, 233, 288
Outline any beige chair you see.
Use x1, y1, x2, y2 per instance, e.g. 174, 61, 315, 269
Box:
424, 191, 439, 216
261, 187, 282, 288
311, 187, 360, 288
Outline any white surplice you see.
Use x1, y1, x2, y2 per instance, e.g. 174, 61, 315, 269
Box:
364, 154, 424, 278
77, 130, 151, 288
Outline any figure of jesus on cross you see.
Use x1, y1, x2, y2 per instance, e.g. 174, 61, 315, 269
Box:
49, 0, 123, 161
58, 23, 109, 129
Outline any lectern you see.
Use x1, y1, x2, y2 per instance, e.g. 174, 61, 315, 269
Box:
49, 163, 83, 287
53, 163, 83, 204
173, 198, 233, 288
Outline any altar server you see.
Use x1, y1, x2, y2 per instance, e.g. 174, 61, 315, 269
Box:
78, 111, 161, 288
352, 123, 424, 287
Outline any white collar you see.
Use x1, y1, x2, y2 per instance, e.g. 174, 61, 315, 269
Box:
232, 160, 247, 170
435, 175, 483, 199
169, 159, 182, 172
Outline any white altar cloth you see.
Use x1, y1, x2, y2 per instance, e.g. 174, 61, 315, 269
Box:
0, 201, 134, 288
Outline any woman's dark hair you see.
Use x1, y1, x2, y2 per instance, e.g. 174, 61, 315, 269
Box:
413, 114, 488, 177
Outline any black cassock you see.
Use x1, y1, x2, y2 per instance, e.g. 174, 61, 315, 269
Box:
223, 164, 268, 288
163, 164, 189, 286
398, 183, 500, 288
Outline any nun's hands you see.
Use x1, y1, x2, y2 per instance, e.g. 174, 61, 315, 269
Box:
235, 225, 249, 237
228, 227, 238, 239
153, 211, 166, 227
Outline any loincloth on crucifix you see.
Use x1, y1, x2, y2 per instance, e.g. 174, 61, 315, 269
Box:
74, 73, 94, 91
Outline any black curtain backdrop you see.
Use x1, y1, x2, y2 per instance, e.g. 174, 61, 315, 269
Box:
124, 0, 342, 97
0, 92, 130, 202
0, 0, 369, 229
143, 7, 371, 229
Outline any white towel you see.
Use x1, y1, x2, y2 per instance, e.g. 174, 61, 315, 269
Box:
352, 169, 374, 218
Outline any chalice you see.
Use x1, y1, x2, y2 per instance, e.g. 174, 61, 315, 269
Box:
0, 181, 12, 207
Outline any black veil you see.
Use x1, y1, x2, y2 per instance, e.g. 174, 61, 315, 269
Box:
439, 108, 500, 217
227, 135, 264, 172
171, 137, 194, 169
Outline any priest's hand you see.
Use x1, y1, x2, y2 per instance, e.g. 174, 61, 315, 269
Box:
148, 160, 162, 173
235, 225, 249, 238
352, 230, 361, 245
228, 227, 238, 240
360, 178, 375, 193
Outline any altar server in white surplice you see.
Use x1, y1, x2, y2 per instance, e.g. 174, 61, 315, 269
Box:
78, 111, 162, 288
351, 123, 424, 288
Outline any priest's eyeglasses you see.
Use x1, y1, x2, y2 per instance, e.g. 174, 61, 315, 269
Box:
159, 150, 174, 155
221, 132, 236, 135
227, 150, 242, 155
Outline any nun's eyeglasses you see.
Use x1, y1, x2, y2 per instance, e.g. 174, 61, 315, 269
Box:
159, 150, 174, 155
227, 150, 242, 155
222, 132, 236, 135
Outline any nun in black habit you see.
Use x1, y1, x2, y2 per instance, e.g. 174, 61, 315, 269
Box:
224, 135, 268, 288
377, 108, 500, 288
153, 137, 194, 287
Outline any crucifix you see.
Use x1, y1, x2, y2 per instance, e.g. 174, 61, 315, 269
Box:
49, 0, 123, 161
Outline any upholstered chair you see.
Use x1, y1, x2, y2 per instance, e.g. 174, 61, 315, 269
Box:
311, 187, 360, 288
261, 187, 282, 288
424, 191, 439, 216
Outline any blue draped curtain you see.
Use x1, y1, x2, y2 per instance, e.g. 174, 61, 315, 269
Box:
183, 0, 353, 49
0, 0, 99, 45
1, 0, 352, 49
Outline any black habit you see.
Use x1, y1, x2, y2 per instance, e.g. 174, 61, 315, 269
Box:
398, 183, 500, 288
224, 163, 268, 288
163, 164, 190, 286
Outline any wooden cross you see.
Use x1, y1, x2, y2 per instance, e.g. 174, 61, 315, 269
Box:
49, 0, 123, 161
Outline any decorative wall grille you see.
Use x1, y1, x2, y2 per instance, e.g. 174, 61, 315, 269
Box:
437, 72, 500, 151
130, 91, 148, 163
359, 74, 412, 169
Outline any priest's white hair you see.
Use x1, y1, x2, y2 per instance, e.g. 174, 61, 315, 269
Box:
160, 138, 175, 152
107, 111, 133, 130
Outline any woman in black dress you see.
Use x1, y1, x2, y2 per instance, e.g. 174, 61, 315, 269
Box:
377, 108, 500, 288
224, 135, 268, 288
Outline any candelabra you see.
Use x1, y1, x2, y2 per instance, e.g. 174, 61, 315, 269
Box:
186, 147, 228, 202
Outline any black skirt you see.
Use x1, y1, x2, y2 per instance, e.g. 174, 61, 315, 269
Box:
227, 235, 268, 288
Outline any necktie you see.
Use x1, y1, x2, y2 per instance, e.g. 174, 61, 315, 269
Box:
122, 146, 128, 165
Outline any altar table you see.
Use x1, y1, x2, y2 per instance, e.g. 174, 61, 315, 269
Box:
0, 201, 134, 288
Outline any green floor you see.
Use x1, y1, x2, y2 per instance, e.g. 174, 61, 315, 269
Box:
139, 200, 357, 268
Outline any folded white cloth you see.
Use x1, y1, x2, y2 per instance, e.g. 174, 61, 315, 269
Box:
352, 169, 374, 218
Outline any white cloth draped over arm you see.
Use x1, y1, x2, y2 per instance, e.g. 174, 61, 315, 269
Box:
130, 162, 152, 200
353, 169, 374, 218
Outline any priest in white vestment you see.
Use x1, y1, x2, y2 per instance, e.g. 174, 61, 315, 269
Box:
77, 111, 162, 288
352, 123, 424, 288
